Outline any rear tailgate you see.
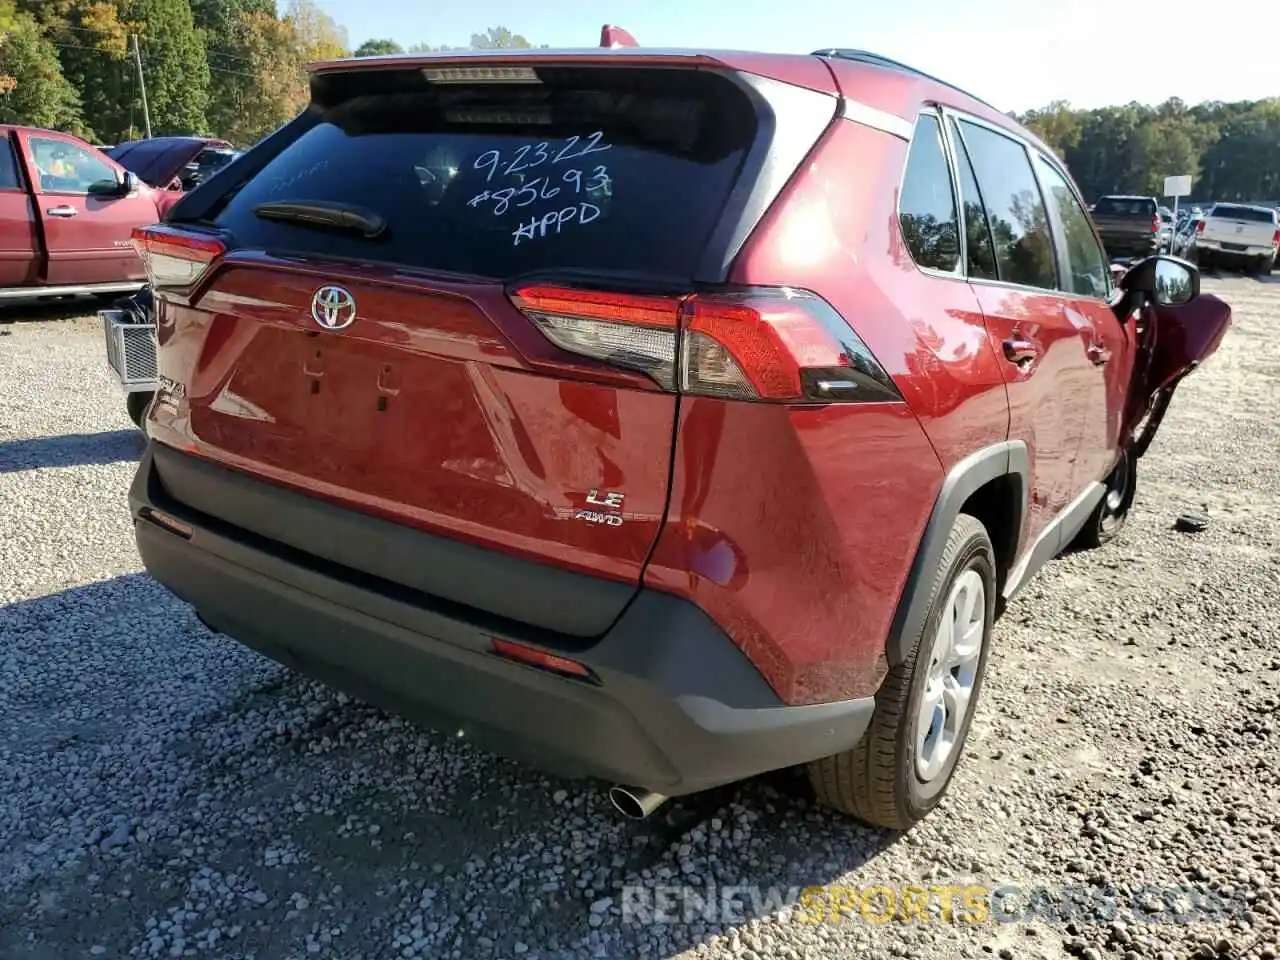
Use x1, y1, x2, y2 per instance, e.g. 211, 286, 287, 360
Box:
142, 58, 835, 636
1202, 205, 1277, 248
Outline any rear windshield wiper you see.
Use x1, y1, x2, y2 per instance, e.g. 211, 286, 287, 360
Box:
252, 200, 387, 238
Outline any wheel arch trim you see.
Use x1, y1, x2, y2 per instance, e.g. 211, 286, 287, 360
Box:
885, 440, 1029, 666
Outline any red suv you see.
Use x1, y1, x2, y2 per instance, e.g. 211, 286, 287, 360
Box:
128, 47, 1228, 828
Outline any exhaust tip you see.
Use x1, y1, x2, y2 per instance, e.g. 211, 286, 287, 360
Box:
608, 785, 668, 820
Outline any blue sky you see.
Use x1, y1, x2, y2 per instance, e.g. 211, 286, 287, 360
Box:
315, 0, 1278, 112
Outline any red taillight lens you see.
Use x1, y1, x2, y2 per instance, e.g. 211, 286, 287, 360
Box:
1196, 220, 1206, 234
510, 283, 900, 404
1151, 214, 1161, 234
131, 224, 226, 289
491, 638, 595, 680
1272, 229, 1279, 245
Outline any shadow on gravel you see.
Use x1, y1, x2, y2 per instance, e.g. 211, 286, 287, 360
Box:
0, 429, 144, 474
0, 572, 903, 960
0, 301, 106, 324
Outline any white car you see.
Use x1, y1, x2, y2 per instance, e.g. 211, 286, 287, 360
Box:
1193, 202, 1279, 274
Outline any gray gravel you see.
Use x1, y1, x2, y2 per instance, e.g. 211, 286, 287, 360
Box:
2, 277, 1278, 960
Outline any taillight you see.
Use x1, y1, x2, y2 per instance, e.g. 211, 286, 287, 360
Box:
131, 224, 225, 289
510, 283, 901, 404
1151, 214, 1161, 234
1272, 229, 1279, 245
511, 285, 679, 389
1196, 220, 1206, 234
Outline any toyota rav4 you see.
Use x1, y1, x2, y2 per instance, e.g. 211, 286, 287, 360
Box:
127, 45, 1230, 828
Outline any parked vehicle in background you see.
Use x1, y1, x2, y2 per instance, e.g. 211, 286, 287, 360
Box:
1157, 207, 1174, 251
1091, 195, 1161, 260
1193, 202, 1279, 274
106, 137, 235, 191
1172, 214, 1203, 257
0, 125, 182, 305
126, 45, 1230, 830
179, 145, 240, 191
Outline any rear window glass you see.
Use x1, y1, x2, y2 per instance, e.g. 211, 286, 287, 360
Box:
1092, 197, 1156, 216
209, 68, 758, 280
1210, 204, 1275, 223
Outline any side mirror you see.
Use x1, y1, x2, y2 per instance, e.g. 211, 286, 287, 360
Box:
1117, 254, 1200, 306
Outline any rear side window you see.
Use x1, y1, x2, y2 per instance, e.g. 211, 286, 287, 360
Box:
957, 120, 1057, 291
0, 138, 20, 189
208, 68, 759, 280
1210, 204, 1275, 223
947, 117, 997, 281
1093, 197, 1156, 217
898, 113, 960, 273
1033, 155, 1110, 299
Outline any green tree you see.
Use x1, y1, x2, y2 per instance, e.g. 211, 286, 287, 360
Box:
354, 37, 402, 56
192, 0, 276, 140
128, 0, 211, 134
1020, 100, 1082, 159
220, 8, 306, 144
285, 0, 348, 61
0, 10, 84, 129
468, 26, 532, 49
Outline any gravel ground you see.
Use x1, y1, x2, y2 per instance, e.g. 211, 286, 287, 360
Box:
1, 277, 1278, 960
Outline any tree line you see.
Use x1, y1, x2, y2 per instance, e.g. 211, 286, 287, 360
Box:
1019, 98, 1280, 204
0, 1, 1274, 202
0, 0, 535, 146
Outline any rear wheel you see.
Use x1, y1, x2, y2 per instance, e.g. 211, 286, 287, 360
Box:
1071, 449, 1137, 550
808, 514, 995, 829
1260, 256, 1274, 277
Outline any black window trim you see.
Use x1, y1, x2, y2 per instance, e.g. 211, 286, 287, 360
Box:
0, 132, 27, 193
894, 106, 965, 281
937, 110, 996, 284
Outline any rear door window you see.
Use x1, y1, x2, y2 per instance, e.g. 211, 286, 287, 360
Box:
207, 68, 759, 281
956, 120, 1058, 291
897, 113, 960, 273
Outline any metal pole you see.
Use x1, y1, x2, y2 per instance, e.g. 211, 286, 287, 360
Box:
1171, 193, 1179, 253
131, 34, 152, 139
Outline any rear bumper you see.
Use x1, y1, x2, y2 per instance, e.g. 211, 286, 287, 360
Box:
1195, 240, 1275, 258
130, 444, 874, 795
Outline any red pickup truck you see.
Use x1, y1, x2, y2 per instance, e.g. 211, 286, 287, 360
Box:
0, 125, 197, 304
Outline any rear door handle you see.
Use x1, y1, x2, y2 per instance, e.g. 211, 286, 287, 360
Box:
46, 205, 78, 218
1002, 338, 1038, 366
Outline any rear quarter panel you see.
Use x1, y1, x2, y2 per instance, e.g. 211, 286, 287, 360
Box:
646, 115, 1009, 705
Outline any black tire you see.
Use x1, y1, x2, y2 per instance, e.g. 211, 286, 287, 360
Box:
807, 514, 996, 829
126, 391, 154, 429
1071, 450, 1137, 550
1260, 257, 1274, 277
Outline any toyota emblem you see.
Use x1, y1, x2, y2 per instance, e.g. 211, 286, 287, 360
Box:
310, 285, 357, 330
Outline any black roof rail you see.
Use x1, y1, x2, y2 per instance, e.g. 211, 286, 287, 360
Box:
811, 48, 998, 112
